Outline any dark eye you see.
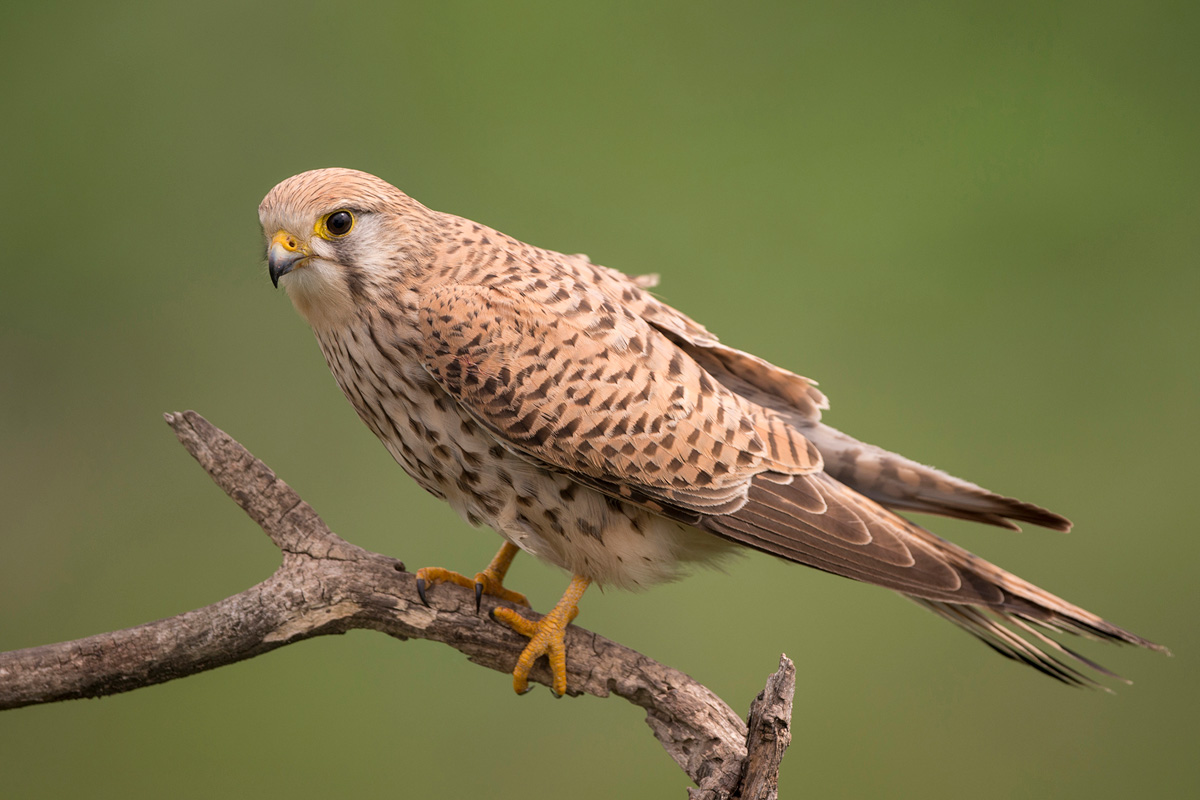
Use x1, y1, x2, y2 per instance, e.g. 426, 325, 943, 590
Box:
325, 210, 354, 237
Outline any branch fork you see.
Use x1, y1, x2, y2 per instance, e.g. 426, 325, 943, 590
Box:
0, 411, 794, 799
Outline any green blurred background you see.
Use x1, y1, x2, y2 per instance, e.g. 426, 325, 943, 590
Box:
2, 2, 1196, 797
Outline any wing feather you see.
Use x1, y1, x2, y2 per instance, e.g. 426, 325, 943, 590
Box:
418, 282, 820, 516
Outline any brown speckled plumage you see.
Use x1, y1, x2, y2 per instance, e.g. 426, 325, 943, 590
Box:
260, 168, 1165, 687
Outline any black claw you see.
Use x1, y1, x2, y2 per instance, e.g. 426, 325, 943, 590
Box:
416, 577, 430, 607
518, 685, 535, 696
474, 582, 484, 613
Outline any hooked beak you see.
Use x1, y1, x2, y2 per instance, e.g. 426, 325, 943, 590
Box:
268, 230, 309, 287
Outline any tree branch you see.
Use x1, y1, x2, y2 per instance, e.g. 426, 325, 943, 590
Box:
0, 411, 793, 798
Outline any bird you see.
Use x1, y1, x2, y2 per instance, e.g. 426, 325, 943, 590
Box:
259, 167, 1164, 695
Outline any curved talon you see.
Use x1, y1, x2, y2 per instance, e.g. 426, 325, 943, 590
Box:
414, 566, 474, 607
472, 571, 530, 610
414, 544, 527, 613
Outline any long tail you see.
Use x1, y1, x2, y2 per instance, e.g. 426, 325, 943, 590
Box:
805, 423, 1072, 531
903, 524, 1169, 687
701, 472, 1167, 687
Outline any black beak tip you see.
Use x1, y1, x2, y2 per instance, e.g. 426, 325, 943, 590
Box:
268, 258, 296, 288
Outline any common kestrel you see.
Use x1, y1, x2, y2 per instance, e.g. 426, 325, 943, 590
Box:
259, 168, 1163, 695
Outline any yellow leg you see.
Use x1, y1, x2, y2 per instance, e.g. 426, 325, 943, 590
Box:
415, 542, 529, 611
492, 574, 591, 696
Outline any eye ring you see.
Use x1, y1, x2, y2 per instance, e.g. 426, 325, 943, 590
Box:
323, 210, 355, 238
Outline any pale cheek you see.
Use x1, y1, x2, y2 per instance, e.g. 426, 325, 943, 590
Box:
283, 260, 355, 330
336, 237, 397, 284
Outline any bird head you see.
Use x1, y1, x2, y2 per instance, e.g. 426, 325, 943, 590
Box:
258, 168, 432, 329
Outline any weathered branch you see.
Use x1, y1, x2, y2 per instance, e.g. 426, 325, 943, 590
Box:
734, 655, 795, 800
0, 411, 793, 798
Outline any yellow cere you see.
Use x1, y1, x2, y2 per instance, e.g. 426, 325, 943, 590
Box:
271, 230, 301, 252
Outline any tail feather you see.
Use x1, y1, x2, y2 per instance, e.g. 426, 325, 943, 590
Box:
911, 599, 1113, 688
805, 424, 1072, 531
904, 523, 1168, 653
701, 471, 1167, 687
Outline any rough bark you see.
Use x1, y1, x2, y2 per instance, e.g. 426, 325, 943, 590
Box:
734, 655, 796, 800
0, 411, 793, 798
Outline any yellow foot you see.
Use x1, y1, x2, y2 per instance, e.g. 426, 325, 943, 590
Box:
492, 574, 591, 696
415, 542, 529, 611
